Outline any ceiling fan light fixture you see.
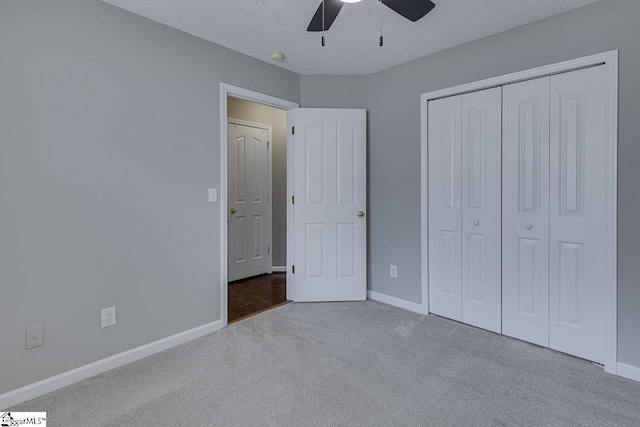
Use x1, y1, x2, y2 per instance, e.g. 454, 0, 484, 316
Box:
340, 0, 362, 3
308, 0, 435, 32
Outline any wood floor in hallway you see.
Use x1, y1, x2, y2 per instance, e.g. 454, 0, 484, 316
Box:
228, 273, 288, 323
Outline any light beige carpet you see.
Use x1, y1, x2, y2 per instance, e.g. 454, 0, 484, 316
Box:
13, 301, 640, 426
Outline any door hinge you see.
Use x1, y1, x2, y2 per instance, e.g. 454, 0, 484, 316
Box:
267, 141, 271, 151
267, 193, 270, 202
292, 195, 295, 204
291, 126, 295, 135
292, 265, 295, 274
267, 246, 270, 254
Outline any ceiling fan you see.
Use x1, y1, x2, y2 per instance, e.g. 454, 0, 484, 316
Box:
307, 0, 436, 32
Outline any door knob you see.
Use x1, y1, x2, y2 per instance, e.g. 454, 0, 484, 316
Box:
525, 224, 533, 230
230, 208, 237, 214
357, 211, 365, 218
473, 221, 480, 226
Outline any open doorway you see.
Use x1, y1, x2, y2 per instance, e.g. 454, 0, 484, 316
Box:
219, 83, 298, 328
225, 96, 290, 324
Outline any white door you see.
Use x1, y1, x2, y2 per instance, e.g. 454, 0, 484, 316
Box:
502, 77, 551, 347
549, 66, 609, 364
428, 96, 462, 321
461, 87, 502, 333
228, 121, 271, 282
291, 109, 367, 302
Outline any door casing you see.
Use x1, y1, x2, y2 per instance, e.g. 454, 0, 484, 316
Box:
420, 50, 619, 374
220, 83, 298, 328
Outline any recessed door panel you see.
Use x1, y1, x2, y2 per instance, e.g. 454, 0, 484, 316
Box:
235, 216, 246, 263
559, 94, 585, 216
305, 224, 325, 279
440, 112, 458, 210
253, 215, 263, 259
468, 110, 487, 212
517, 238, 541, 317
235, 136, 246, 203
550, 66, 608, 364
519, 98, 542, 214
468, 233, 487, 304
438, 230, 457, 296
558, 242, 583, 326
337, 123, 356, 205
336, 223, 356, 278
305, 123, 325, 205
252, 137, 264, 203
502, 77, 551, 347
428, 96, 462, 321
461, 87, 502, 334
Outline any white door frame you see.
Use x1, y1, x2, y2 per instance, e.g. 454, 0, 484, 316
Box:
420, 50, 619, 374
227, 117, 273, 276
220, 83, 299, 328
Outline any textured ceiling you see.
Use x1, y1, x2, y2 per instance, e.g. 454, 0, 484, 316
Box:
100, 0, 600, 75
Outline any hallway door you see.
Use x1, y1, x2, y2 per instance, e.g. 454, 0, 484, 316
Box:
228, 120, 271, 281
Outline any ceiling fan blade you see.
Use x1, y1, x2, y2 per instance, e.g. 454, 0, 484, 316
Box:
382, 0, 435, 22
307, 0, 344, 32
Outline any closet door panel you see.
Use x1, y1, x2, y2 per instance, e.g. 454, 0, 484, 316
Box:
428, 96, 463, 321
461, 87, 502, 333
549, 66, 608, 364
502, 77, 551, 347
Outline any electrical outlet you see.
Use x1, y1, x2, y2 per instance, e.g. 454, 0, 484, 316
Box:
390, 264, 398, 278
101, 306, 116, 328
26, 325, 44, 350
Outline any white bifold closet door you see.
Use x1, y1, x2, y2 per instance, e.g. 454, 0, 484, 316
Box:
428, 88, 502, 333
461, 88, 502, 333
502, 77, 551, 347
502, 66, 609, 364
428, 95, 462, 321
549, 66, 609, 364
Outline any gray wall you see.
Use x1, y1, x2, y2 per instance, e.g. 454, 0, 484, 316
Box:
361, 0, 640, 366
0, 0, 299, 394
300, 75, 367, 109
227, 98, 288, 267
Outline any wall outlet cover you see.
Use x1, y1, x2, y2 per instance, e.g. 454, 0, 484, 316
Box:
101, 306, 117, 328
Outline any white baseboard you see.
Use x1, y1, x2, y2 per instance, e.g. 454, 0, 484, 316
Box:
0, 319, 223, 410
367, 290, 429, 315
617, 362, 640, 383
272, 266, 287, 273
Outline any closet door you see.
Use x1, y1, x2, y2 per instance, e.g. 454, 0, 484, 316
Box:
428, 96, 462, 321
502, 77, 551, 347
549, 66, 608, 364
461, 88, 502, 333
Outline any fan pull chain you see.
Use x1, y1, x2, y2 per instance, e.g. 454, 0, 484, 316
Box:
322, 0, 326, 46
379, 0, 384, 46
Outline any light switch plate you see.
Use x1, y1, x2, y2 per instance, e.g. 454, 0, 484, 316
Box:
26, 325, 44, 350
208, 188, 217, 203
